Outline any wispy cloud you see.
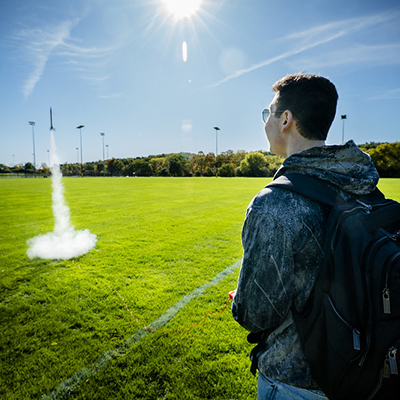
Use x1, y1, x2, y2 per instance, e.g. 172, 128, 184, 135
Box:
210, 10, 400, 88
56, 41, 116, 59
99, 93, 123, 99
369, 88, 400, 100
79, 74, 113, 82
12, 18, 117, 99
290, 43, 400, 70
13, 20, 77, 99
280, 11, 393, 43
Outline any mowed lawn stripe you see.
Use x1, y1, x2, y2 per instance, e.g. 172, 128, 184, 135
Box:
41, 260, 240, 400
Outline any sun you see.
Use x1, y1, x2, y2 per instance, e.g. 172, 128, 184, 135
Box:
162, 0, 202, 19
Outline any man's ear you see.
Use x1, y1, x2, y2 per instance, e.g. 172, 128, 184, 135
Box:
280, 110, 294, 132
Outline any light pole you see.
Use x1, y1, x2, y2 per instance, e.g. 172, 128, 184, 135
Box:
76, 147, 79, 163
214, 126, 220, 156
100, 132, 105, 176
106, 144, 109, 159
76, 125, 84, 177
29, 121, 36, 177
341, 115, 347, 143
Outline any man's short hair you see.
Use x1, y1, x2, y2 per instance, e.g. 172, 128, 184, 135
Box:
272, 73, 338, 140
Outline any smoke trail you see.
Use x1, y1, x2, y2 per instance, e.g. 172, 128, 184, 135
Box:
27, 130, 97, 260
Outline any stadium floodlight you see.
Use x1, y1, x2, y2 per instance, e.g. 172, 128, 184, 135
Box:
76, 125, 84, 177
100, 132, 105, 176
341, 115, 347, 143
213, 127, 220, 156
29, 121, 36, 178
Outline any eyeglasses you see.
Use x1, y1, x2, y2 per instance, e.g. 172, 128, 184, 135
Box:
262, 108, 283, 123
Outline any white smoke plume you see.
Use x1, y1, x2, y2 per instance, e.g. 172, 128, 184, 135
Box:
27, 130, 97, 260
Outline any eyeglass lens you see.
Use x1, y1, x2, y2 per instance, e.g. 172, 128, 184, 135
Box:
262, 109, 270, 123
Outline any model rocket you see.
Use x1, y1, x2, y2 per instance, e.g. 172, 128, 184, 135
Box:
50, 107, 55, 131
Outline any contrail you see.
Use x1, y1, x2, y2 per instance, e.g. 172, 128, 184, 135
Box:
209, 11, 397, 88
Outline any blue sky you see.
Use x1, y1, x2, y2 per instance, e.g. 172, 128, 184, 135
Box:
1, 0, 399, 168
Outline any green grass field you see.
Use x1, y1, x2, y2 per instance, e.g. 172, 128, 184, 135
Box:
1, 177, 399, 399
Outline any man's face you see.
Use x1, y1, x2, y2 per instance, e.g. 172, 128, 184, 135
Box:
264, 94, 285, 156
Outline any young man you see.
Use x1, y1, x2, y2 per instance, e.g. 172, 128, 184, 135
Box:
232, 73, 380, 399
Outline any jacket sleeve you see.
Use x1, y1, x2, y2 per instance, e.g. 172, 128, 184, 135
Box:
233, 201, 296, 333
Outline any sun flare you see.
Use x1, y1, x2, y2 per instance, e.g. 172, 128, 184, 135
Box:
162, 0, 202, 19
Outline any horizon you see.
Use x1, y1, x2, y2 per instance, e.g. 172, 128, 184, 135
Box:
6, 140, 398, 170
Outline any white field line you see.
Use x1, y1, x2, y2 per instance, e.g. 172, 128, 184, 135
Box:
41, 260, 241, 399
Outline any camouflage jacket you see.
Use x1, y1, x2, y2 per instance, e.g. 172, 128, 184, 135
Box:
232, 140, 379, 388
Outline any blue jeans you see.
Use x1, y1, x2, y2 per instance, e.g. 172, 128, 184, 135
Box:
257, 373, 328, 400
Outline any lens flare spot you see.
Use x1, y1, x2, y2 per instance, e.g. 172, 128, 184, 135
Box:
182, 41, 188, 62
181, 119, 192, 132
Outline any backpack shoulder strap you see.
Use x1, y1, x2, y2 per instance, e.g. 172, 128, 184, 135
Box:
267, 172, 341, 207
267, 172, 386, 208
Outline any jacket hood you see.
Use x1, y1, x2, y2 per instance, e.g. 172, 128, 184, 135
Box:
274, 140, 379, 195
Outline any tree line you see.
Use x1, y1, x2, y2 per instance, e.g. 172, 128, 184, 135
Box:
358, 142, 400, 178
1, 142, 399, 178
65, 150, 285, 178
0, 150, 284, 178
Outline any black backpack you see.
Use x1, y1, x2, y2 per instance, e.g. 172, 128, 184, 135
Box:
267, 172, 400, 400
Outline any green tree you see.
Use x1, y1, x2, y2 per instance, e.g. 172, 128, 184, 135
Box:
123, 159, 135, 176
239, 152, 268, 177
232, 151, 247, 167
215, 154, 226, 168
0, 164, 11, 173
97, 160, 106, 176
189, 152, 206, 176
12, 164, 24, 174
39, 163, 50, 176
23, 162, 34, 174
85, 162, 95, 176
365, 142, 400, 177
108, 158, 124, 176
203, 153, 217, 176
218, 163, 235, 177
69, 163, 80, 176
11, 164, 24, 174
132, 159, 153, 176
150, 157, 168, 176
168, 154, 186, 177
264, 154, 284, 176
359, 142, 385, 151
